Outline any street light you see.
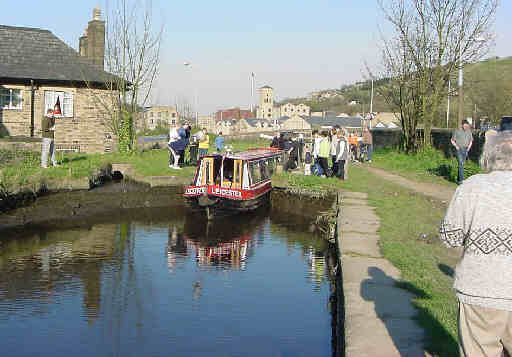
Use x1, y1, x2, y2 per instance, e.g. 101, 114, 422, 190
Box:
458, 37, 485, 127
184, 62, 198, 127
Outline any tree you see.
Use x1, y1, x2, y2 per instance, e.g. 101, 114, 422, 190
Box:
466, 57, 512, 126
88, 0, 163, 152
373, 0, 497, 153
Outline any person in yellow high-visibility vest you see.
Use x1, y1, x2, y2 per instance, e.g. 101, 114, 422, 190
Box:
198, 128, 209, 157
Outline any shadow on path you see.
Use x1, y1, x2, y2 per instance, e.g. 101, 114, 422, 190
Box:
361, 266, 458, 357
438, 263, 455, 278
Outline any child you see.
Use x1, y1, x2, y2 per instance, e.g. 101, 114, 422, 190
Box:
304, 146, 313, 176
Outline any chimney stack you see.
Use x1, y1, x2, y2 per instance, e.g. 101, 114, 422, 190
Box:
79, 6, 105, 70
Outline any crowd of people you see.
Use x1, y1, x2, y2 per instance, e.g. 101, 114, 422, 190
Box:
167, 123, 227, 170
307, 126, 373, 180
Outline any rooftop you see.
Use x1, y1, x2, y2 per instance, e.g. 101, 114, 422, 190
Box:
0, 25, 113, 85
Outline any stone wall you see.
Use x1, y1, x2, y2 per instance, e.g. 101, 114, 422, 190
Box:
0, 84, 115, 153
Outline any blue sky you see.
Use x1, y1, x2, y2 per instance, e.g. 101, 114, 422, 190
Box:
2, 0, 511, 114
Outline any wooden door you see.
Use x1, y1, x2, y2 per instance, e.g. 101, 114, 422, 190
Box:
201, 157, 214, 185
232, 160, 243, 189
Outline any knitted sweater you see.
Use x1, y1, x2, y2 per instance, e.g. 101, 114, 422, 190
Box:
440, 171, 512, 310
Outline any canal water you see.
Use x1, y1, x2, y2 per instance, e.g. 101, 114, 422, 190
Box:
0, 207, 338, 357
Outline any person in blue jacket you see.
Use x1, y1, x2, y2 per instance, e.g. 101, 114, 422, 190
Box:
215, 132, 225, 152
169, 128, 189, 170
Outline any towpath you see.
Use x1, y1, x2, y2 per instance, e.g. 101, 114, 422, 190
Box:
362, 165, 456, 202
338, 166, 460, 356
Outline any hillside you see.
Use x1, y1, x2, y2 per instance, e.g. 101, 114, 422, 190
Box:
280, 56, 512, 125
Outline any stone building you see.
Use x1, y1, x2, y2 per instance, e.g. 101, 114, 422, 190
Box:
0, 8, 118, 153
141, 105, 179, 131
197, 115, 215, 132
280, 102, 310, 117
256, 85, 276, 119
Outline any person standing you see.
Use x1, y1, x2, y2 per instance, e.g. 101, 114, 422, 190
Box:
198, 128, 209, 157
330, 127, 339, 174
362, 127, 373, 162
451, 120, 473, 185
41, 108, 58, 168
215, 132, 225, 152
318, 131, 330, 177
440, 129, 512, 357
168, 122, 181, 168
335, 130, 348, 180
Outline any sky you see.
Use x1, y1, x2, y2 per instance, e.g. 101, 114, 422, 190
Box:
2, 0, 511, 115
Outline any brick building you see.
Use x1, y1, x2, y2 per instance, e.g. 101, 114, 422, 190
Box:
215, 107, 254, 121
0, 8, 118, 153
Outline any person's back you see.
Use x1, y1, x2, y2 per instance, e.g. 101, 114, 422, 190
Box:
441, 171, 512, 305
319, 136, 330, 158
362, 130, 372, 145
215, 134, 225, 151
440, 131, 512, 356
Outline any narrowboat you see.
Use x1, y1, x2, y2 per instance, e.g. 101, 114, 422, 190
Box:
184, 148, 285, 218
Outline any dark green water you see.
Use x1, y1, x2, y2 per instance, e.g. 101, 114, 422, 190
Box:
0, 208, 338, 357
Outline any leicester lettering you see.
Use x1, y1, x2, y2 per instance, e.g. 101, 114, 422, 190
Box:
211, 187, 242, 198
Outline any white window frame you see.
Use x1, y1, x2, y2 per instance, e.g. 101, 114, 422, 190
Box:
44, 90, 73, 118
0, 88, 23, 110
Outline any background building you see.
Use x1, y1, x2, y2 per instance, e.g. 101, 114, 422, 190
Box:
215, 107, 254, 121
256, 86, 275, 119
141, 106, 179, 131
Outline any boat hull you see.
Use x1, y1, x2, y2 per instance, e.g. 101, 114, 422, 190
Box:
185, 191, 270, 217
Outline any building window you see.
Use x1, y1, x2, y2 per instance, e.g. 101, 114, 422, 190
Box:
172, 112, 176, 118
0, 88, 22, 110
150, 112, 154, 117
165, 112, 169, 118
158, 112, 162, 118
44, 90, 73, 117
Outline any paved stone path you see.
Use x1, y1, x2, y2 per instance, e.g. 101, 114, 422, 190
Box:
337, 191, 430, 357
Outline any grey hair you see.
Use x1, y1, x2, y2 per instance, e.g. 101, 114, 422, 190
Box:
480, 131, 512, 172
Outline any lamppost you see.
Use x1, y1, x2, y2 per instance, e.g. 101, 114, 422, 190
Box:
457, 37, 485, 127
184, 62, 198, 127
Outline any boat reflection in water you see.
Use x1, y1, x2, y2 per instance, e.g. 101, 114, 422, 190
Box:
167, 211, 267, 273
0, 204, 340, 357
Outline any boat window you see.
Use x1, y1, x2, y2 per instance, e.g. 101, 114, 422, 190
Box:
260, 160, 270, 180
249, 161, 262, 185
265, 158, 276, 175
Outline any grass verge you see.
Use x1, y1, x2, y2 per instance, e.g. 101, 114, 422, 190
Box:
0, 138, 271, 193
274, 166, 459, 356
372, 147, 481, 186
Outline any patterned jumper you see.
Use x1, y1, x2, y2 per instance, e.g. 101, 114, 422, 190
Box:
440, 171, 512, 311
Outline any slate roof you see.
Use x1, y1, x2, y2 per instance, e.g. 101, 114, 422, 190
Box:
0, 25, 113, 85
245, 118, 272, 127
304, 115, 363, 128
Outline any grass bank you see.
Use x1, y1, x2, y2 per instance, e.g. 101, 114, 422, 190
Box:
274, 166, 458, 356
0, 138, 269, 193
372, 147, 482, 186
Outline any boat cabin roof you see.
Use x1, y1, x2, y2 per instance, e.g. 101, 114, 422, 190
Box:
203, 147, 283, 161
